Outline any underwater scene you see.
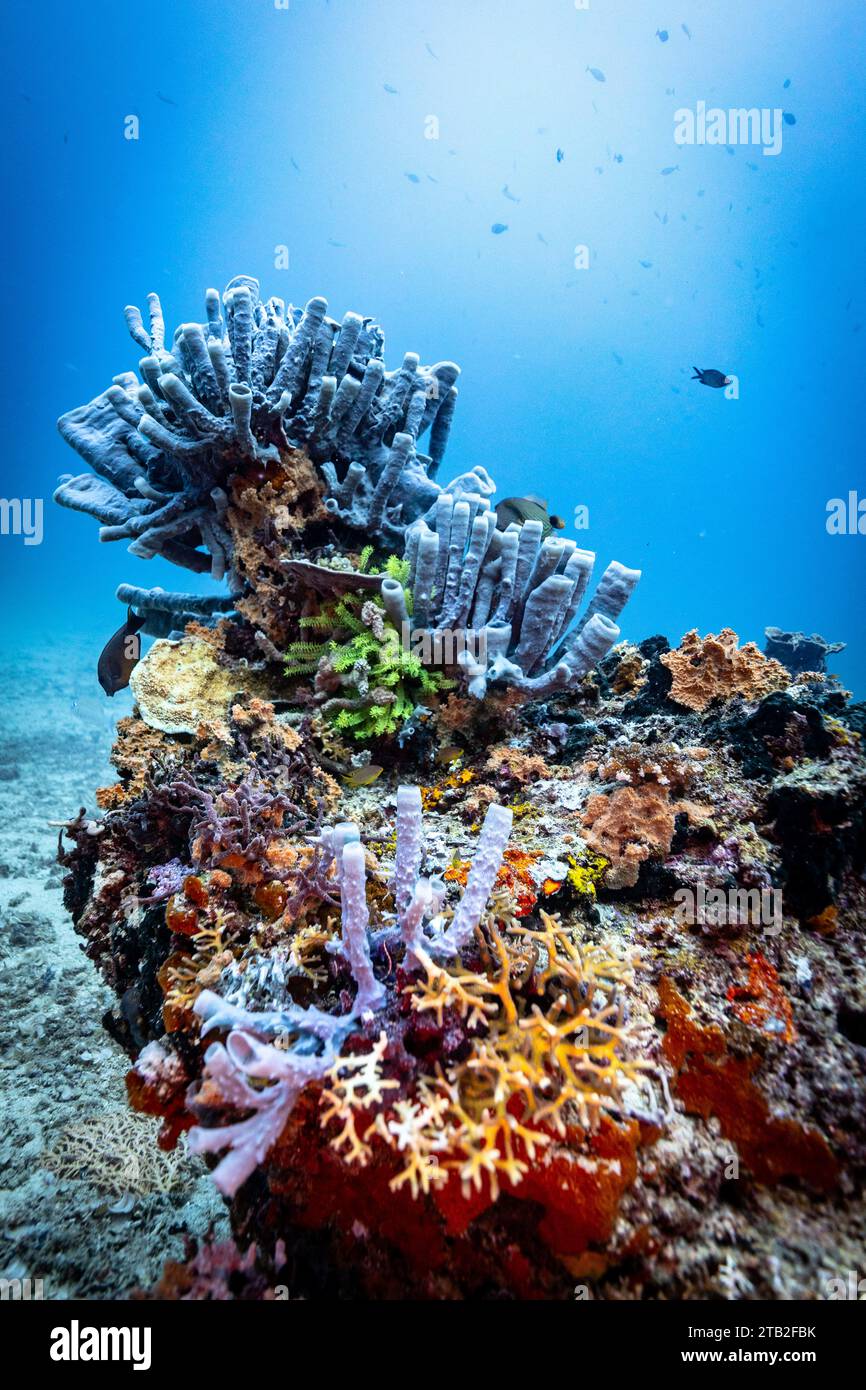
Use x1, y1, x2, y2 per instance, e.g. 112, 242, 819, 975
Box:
1, 0, 865, 1320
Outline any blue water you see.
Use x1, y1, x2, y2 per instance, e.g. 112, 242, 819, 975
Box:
2, 0, 864, 691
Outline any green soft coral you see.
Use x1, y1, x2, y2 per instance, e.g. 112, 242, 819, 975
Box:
284, 554, 450, 741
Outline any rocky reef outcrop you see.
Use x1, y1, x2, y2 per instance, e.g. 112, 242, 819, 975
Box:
54, 275, 866, 1300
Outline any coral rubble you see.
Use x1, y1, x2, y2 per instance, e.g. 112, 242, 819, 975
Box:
55, 274, 866, 1301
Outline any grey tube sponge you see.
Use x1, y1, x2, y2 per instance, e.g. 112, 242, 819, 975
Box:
402, 496, 639, 703
443, 803, 514, 955
340, 840, 385, 1013
56, 274, 473, 612
394, 786, 424, 922
393, 787, 512, 961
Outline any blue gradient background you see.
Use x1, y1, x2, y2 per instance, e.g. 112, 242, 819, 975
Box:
1, 0, 864, 691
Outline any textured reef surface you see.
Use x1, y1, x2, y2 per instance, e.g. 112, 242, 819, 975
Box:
55, 278, 865, 1299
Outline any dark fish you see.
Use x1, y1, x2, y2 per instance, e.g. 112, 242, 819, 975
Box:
656, 29, 669, 42
383, 84, 399, 94
661, 165, 679, 175
783, 77, 791, 88
639, 259, 653, 268
502, 184, 520, 202
405, 172, 420, 183
495, 495, 566, 537
783, 112, 796, 125
682, 23, 692, 38
556, 147, 565, 163
490, 222, 508, 234
586, 66, 606, 82
692, 367, 732, 389
290, 157, 301, 172
157, 92, 178, 106
98, 607, 144, 696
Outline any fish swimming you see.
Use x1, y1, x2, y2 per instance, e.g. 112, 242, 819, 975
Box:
435, 745, 464, 767
341, 764, 384, 789
556, 148, 565, 163
586, 67, 606, 82
656, 29, 669, 42
495, 495, 566, 537
97, 607, 144, 695
490, 222, 508, 235
692, 367, 732, 389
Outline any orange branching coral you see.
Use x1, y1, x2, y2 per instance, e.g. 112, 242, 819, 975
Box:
657, 977, 837, 1189
582, 783, 678, 889
727, 952, 796, 1043
323, 912, 661, 1203
661, 628, 788, 713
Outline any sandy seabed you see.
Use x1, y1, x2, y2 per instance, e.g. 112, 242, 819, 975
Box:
0, 633, 226, 1300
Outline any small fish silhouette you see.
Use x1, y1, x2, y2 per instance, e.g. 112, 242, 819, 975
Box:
383, 84, 399, 94
783, 112, 796, 125
692, 367, 732, 389
405, 172, 420, 183
556, 147, 565, 163
586, 66, 606, 82
98, 607, 144, 696
656, 29, 669, 42
660, 165, 679, 175
502, 184, 520, 202
490, 222, 508, 235
682, 23, 692, 38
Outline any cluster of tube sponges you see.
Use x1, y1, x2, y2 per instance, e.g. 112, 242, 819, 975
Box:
400, 492, 641, 697
184, 789, 513, 1195
54, 275, 469, 622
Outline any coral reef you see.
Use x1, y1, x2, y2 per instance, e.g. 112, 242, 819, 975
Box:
55, 274, 640, 705
53, 271, 866, 1301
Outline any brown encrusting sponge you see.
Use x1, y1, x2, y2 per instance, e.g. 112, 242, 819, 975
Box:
661, 628, 789, 712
